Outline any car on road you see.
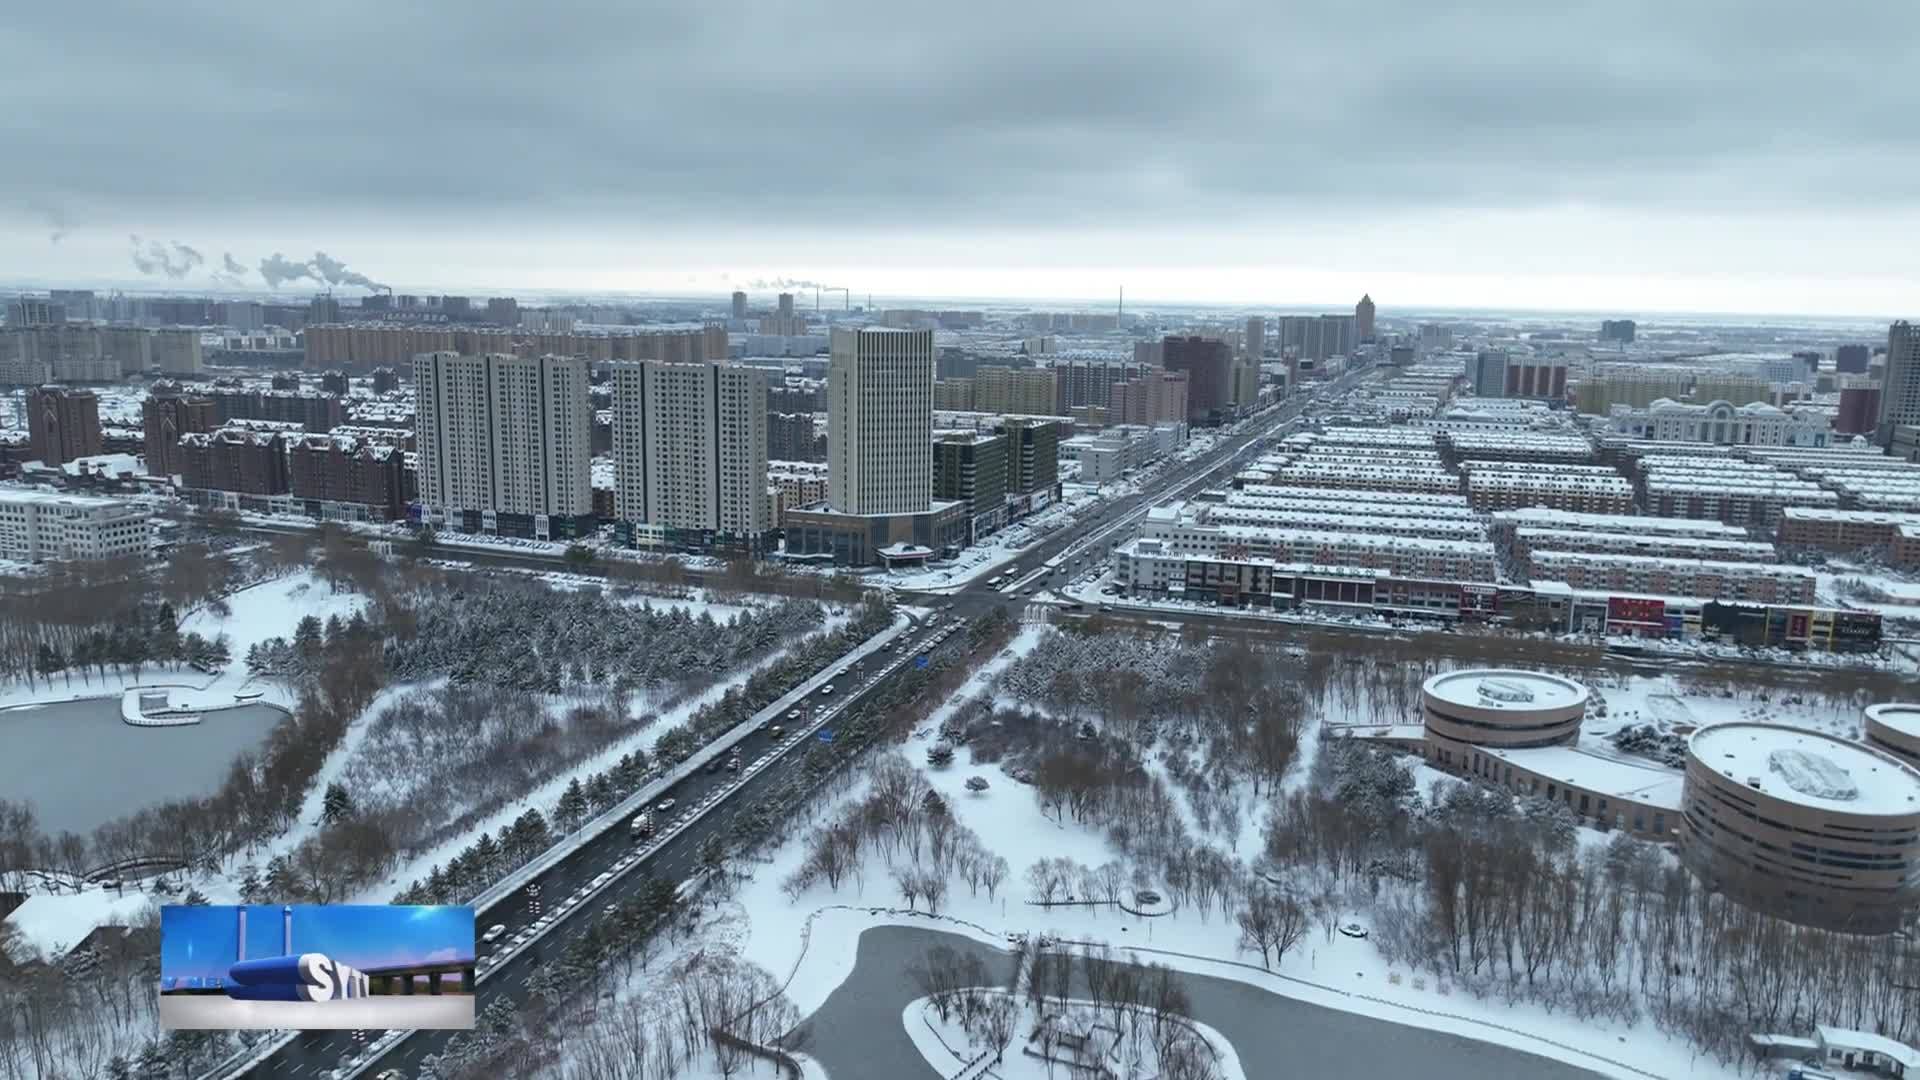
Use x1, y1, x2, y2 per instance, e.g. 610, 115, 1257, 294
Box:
604, 903, 619, 917
770, 725, 785, 738
819, 684, 834, 695
482, 923, 507, 944
655, 798, 677, 813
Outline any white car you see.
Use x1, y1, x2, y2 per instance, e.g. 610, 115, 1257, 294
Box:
655, 798, 677, 813
482, 923, 507, 944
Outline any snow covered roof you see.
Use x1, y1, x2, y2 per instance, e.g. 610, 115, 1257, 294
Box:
1423, 669, 1588, 713
1689, 724, 1920, 816
1866, 704, 1920, 741
1817, 1027, 1920, 1069
1780, 507, 1920, 525
1489, 506, 1748, 538
1476, 743, 1684, 810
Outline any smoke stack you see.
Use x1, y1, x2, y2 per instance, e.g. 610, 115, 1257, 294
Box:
283, 905, 293, 956
237, 907, 247, 963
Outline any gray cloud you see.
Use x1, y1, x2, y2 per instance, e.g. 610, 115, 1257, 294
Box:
747, 278, 824, 291
222, 253, 248, 277
5, 1, 1919, 236
128, 235, 204, 278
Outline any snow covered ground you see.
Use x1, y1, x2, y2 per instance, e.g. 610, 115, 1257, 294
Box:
179, 571, 370, 708
874, 494, 1103, 594
2, 885, 156, 960
698, 628, 1751, 1080
903, 992, 1247, 1080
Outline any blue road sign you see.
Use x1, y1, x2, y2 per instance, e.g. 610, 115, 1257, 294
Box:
915, 655, 930, 669
818, 730, 835, 743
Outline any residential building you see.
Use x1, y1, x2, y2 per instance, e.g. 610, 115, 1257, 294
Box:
288, 434, 411, 520
1004, 418, 1062, 499
1273, 314, 1358, 362
6, 298, 62, 326
1577, 369, 1695, 414
1054, 355, 1151, 411
1879, 322, 1920, 445
973, 365, 1057, 415
152, 328, 203, 375
207, 389, 346, 433
1605, 398, 1834, 447
1108, 371, 1189, 426
768, 411, 824, 462
1505, 357, 1568, 400
27, 387, 102, 467
0, 488, 150, 562
1244, 316, 1266, 360
415, 351, 594, 537
1161, 336, 1233, 423
1355, 295, 1376, 342
179, 428, 291, 496
1836, 344, 1871, 375
731, 291, 748, 321
1526, 550, 1816, 604
932, 378, 975, 410
610, 359, 771, 552
142, 385, 216, 479
827, 327, 934, 515
932, 432, 1010, 542
1599, 319, 1637, 343
1472, 351, 1508, 397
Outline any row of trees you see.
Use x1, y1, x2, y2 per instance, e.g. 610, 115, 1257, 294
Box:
381, 578, 827, 694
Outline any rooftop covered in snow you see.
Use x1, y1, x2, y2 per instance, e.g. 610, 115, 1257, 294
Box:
1689, 723, 1920, 816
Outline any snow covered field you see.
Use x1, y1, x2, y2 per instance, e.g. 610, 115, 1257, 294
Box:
693, 626, 1763, 1080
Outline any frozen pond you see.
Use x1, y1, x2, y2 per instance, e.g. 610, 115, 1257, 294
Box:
0, 696, 287, 835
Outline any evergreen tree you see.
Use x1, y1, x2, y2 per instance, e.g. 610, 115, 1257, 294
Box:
472, 832, 502, 875
105, 1055, 133, 1080
182, 887, 210, 905
322, 782, 354, 825
293, 615, 325, 668
238, 864, 262, 903
556, 779, 588, 832
33, 643, 64, 686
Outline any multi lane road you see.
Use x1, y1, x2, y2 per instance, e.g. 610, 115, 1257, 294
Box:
245, 613, 969, 1080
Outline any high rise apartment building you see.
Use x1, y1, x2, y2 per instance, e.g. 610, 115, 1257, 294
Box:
1275, 315, 1357, 362
1837, 343, 1871, 375
27, 387, 103, 467
1244, 316, 1266, 361
1055, 356, 1151, 411
828, 327, 934, 515
610, 360, 770, 551
1878, 322, 1920, 445
1356, 294, 1376, 342
415, 352, 593, 536
1109, 371, 1189, 426
1162, 336, 1233, 424
973, 365, 1057, 415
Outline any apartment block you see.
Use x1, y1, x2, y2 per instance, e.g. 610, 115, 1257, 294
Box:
610, 359, 771, 552
179, 428, 291, 495
143, 385, 217, 479
415, 352, 593, 537
27, 387, 103, 467
828, 327, 934, 515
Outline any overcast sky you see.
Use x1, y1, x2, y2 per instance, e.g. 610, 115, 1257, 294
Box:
4, 0, 1917, 314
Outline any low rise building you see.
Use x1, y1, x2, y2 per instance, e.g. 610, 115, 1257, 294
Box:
0, 487, 151, 562
1526, 549, 1816, 604
1778, 507, 1920, 553
1604, 398, 1834, 447
179, 428, 291, 497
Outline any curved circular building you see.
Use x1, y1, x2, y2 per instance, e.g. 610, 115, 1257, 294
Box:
1420, 669, 1589, 751
1865, 703, 1920, 768
1683, 723, 1920, 933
